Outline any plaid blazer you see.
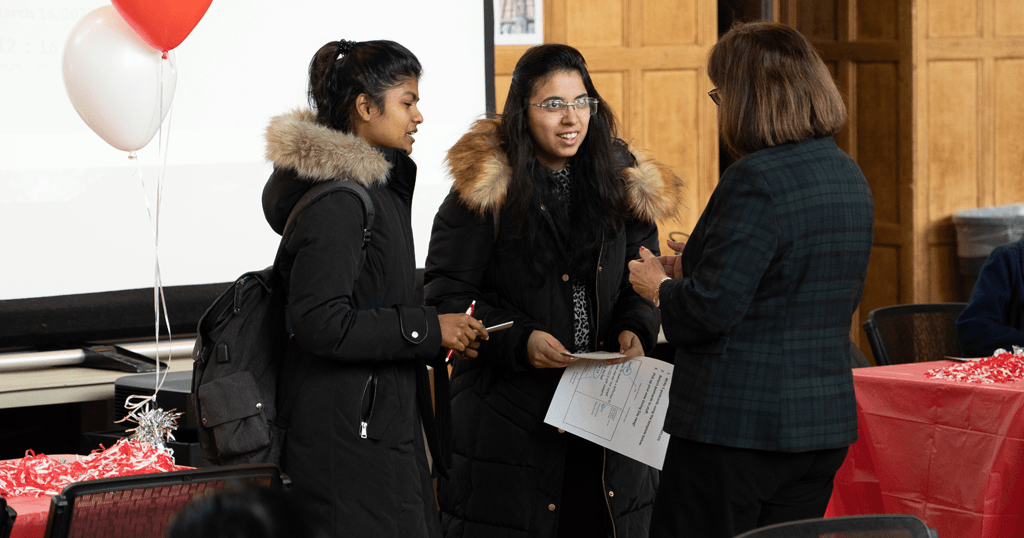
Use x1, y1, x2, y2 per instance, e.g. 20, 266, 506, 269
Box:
659, 136, 873, 452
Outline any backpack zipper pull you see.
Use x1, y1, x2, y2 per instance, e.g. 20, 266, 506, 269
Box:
360, 421, 369, 439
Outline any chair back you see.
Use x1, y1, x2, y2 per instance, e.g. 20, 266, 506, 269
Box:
42, 463, 288, 538
1, 497, 15, 538
732, 514, 938, 538
863, 303, 967, 365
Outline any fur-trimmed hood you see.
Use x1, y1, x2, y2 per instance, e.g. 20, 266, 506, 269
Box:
445, 118, 685, 224
263, 109, 403, 236
264, 108, 391, 187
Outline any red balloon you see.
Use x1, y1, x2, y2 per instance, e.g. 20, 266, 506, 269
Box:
111, 0, 213, 52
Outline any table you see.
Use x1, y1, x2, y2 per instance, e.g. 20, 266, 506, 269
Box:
5, 454, 82, 538
0, 360, 192, 409
7, 495, 51, 538
826, 361, 1024, 537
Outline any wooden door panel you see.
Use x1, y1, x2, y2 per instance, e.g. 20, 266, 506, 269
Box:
642, 69, 701, 238
642, 0, 698, 45
856, 62, 900, 224
590, 71, 627, 132
857, 0, 898, 40
927, 0, 977, 38
927, 60, 979, 217
565, 0, 624, 46
995, 59, 1024, 202
995, 0, 1024, 36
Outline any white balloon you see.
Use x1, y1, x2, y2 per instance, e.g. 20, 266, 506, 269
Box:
62, 6, 176, 153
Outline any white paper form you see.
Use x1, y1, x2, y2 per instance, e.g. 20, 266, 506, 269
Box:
543, 356, 673, 470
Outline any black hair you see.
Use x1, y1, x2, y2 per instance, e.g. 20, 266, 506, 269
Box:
498, 43, 630, 277
307, 39, 422, 133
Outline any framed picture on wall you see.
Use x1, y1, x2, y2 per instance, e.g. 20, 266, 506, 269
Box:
494, 0, 543, 45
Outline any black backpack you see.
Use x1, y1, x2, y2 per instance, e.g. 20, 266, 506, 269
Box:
190, 181, 374, 466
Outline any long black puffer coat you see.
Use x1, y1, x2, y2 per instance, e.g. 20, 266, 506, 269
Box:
424, 119, 685, 538
263, 109, 445, 538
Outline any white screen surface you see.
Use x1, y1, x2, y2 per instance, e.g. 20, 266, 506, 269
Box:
0, 0, 485, 301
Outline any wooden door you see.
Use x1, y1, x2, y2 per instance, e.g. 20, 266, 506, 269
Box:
778, 0, 911, 360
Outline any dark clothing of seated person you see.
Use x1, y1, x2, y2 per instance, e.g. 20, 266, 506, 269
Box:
957, 239, 1024, 357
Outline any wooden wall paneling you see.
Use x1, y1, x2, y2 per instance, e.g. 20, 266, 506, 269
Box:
642, 0, 698, 45
792, 0, 838, 41
929, 244, 960, 301
643, 69, 701, 239
566, 0, 624, 46
590, 71, 627, 133
926, 61, 979, 227
979, 55, 995, 210
909, 0, 930, 302
856, 63, 900, 225
995, 0, 1024, 36
927, 0, 978, 38
857, 0, 898, 40
995, 59, 1024, 202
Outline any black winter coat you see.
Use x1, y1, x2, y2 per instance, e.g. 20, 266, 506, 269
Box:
263, 109, 444, 538
423, 119, 685, 538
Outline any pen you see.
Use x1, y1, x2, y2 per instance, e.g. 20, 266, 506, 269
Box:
445, 300, 476, 363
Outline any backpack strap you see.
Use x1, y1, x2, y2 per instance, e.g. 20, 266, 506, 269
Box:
274, 180, 376, 431
282, 180, 375, 248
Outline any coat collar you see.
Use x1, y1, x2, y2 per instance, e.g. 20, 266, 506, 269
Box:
445, 118, 685, 224
264, 108, 391, 187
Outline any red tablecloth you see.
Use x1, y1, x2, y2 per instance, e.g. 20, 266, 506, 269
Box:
826, 361, 1024, 537
7, 495, 50, 538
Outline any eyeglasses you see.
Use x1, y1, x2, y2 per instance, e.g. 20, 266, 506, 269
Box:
531, 97, 599, 115
708, 88, 721, 106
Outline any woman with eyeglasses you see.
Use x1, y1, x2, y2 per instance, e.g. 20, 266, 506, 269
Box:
628, 21, 874, 537
423, 43, 684, 538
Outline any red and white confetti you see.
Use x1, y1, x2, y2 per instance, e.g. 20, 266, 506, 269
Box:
926, 348, 1024, 384
0, 438, 187, 498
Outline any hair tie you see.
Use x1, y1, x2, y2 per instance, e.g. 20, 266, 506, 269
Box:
336, 39, 356, 60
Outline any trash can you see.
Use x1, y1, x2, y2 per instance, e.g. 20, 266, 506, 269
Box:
952, 203, 1024, 298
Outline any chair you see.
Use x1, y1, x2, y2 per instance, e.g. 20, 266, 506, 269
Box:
1, 497, 15, 538
43, 463, 289, 538
863, 303, 967, 365
732, 514, 938, 537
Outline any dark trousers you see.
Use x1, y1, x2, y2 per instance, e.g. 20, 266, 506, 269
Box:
649, 436, 849, 538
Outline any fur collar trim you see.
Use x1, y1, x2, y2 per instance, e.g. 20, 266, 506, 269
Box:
264, 108, 390, 187
445, 118, 685, 224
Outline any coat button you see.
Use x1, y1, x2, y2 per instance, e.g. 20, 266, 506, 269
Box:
548, 503, 556, 511
557, 428, 565, 433
540, 204, 547, 211
608, 490, 615, 497
562, 274, 569, 282
411, 331, 419, 338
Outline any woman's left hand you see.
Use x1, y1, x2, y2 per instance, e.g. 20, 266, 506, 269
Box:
606, 330, 644, 365
628, 246, 668, 302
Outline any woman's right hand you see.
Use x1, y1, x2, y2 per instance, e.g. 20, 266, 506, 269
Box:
527, 330, 573, 369
439, 313, 487, 358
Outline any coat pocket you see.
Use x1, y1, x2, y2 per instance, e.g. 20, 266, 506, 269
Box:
196, 371, 270, 458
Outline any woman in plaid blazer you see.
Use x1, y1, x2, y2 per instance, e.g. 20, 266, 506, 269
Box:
629, 21, 874, 538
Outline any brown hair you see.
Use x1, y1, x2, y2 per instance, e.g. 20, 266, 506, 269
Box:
707, 21, 846, 157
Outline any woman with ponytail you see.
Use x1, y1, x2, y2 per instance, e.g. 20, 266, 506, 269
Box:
262, 39, 486, 537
